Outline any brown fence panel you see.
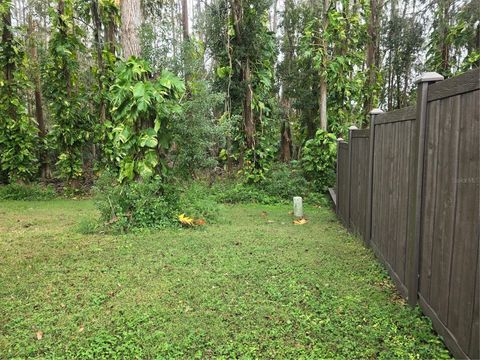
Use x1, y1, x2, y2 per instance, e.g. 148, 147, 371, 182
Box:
334, 69, 479, 359
417, 70, 480, 359
370, 106, 417, 298
348, 130, 370, 240
336, 141, 349, 226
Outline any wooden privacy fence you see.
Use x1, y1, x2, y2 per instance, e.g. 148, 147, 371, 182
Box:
335, 68, 479, 359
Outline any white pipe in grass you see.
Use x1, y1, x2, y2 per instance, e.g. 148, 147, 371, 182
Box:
293, 196, 303, 218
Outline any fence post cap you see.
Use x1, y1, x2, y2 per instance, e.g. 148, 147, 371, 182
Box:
415, 72, 444, 84
369, 108, 383, 115
348, 125, 359, 130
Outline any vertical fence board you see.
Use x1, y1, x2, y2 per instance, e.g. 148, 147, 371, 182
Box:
337, 142, 350, 226
368, 110, 416, 298
444, 89, 479, 357
348, 131, 370, 240
429, 95, 460, 321
470, 258, 479, 357
419, 99, 441, 302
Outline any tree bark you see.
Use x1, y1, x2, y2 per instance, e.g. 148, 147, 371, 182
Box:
120, 0, 142, 58
318, 0, 330, 131
181, 0, 189, 42
279, 98, 292, 162
230, 0, 255, 150
272, 0, 278, 33
91, 0, 106, 123
364, 0, 381, 117
439, 0, 451, 74
2, 6, 13, 83
57, 0, 72, 97
319, 79, 327, 131
243, 59, 255, 149
27, 16, 49, 178
181, 0, 192, 86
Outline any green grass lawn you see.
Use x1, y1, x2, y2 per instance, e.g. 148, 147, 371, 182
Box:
0, 200, 451, 359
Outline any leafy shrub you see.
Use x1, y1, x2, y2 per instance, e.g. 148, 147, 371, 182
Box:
0, 183, 56, 200
0, 22, 39, 182
94, 172, 180, 231
259, 163, 309, 199
301, 130, 337, 191
76, 217, 99, 235
178, 182, 220, 222
213, 163, 330, 206
93, 173, 220, 231
171, 81, 225, 178
105, 58, 184, 182
213, 181, 278, 205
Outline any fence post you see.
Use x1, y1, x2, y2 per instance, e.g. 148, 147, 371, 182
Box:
336, 137, 344, 217
347, 126, 358, 228
407, 72, 444, 306
365, 109, 383, 246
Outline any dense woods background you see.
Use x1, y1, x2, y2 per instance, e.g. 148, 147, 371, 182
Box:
0, 0, 478, 185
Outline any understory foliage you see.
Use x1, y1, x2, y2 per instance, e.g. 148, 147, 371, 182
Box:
106, 58, 184, 182
94, 173, 180, 231
302, 130, 337, 191
0, 1, 38, 182
213, 163, 329, 206
206, 0, 278, 182
94, 172, 219, 231
43, 0, 92, 180
0, 183, 55, 200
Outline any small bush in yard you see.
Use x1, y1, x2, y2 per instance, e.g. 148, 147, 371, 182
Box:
178, 182, 220, 223
213, 181, 278, 204
301, 130, 337, 191
94, 172, 180, 231
259, 163, 309, 199
0, 183, 56, 200
93, 173, 220, 232
212, 164, 329, 205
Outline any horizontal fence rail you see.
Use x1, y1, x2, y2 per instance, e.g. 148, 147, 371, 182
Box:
335, 68, 480, 359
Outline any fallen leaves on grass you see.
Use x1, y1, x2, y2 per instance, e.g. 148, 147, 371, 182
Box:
293, 218, 308, 225
178, 214, 206, 227
178, 214, 194, 226
194, 218, 206, 226
36, 331, 43, 340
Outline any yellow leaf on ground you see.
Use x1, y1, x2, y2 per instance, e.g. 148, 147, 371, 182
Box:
178, 213, 195, 226
293, 218, 308, 225
36, 331, 43, 340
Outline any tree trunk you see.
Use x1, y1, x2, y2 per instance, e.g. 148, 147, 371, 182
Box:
91, 0, 106, 123
27, 16, 49, 178
103, 2, 116, 55
230, 0, 255, 150
243, 59, 255, 149
319, 80, 327, 130
364, 0, 381, 118
318, 0, 330, 131
57, 0, 72, 97
440, 0, 451, 74
120, 0, 142, 58
279, 111, 292, 163
2, 6, 13, 83
181, 0, 189, 42
272, 0, 278, 32
181, 0, 192, 87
